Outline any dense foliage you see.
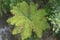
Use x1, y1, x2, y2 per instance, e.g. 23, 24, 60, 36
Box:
1, 0, 60, 40
47, 0, 60, 33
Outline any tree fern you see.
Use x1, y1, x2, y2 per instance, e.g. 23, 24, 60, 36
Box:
7, 1, 50, 40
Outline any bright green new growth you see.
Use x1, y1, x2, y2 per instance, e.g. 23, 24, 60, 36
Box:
7, 1, 50, 40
